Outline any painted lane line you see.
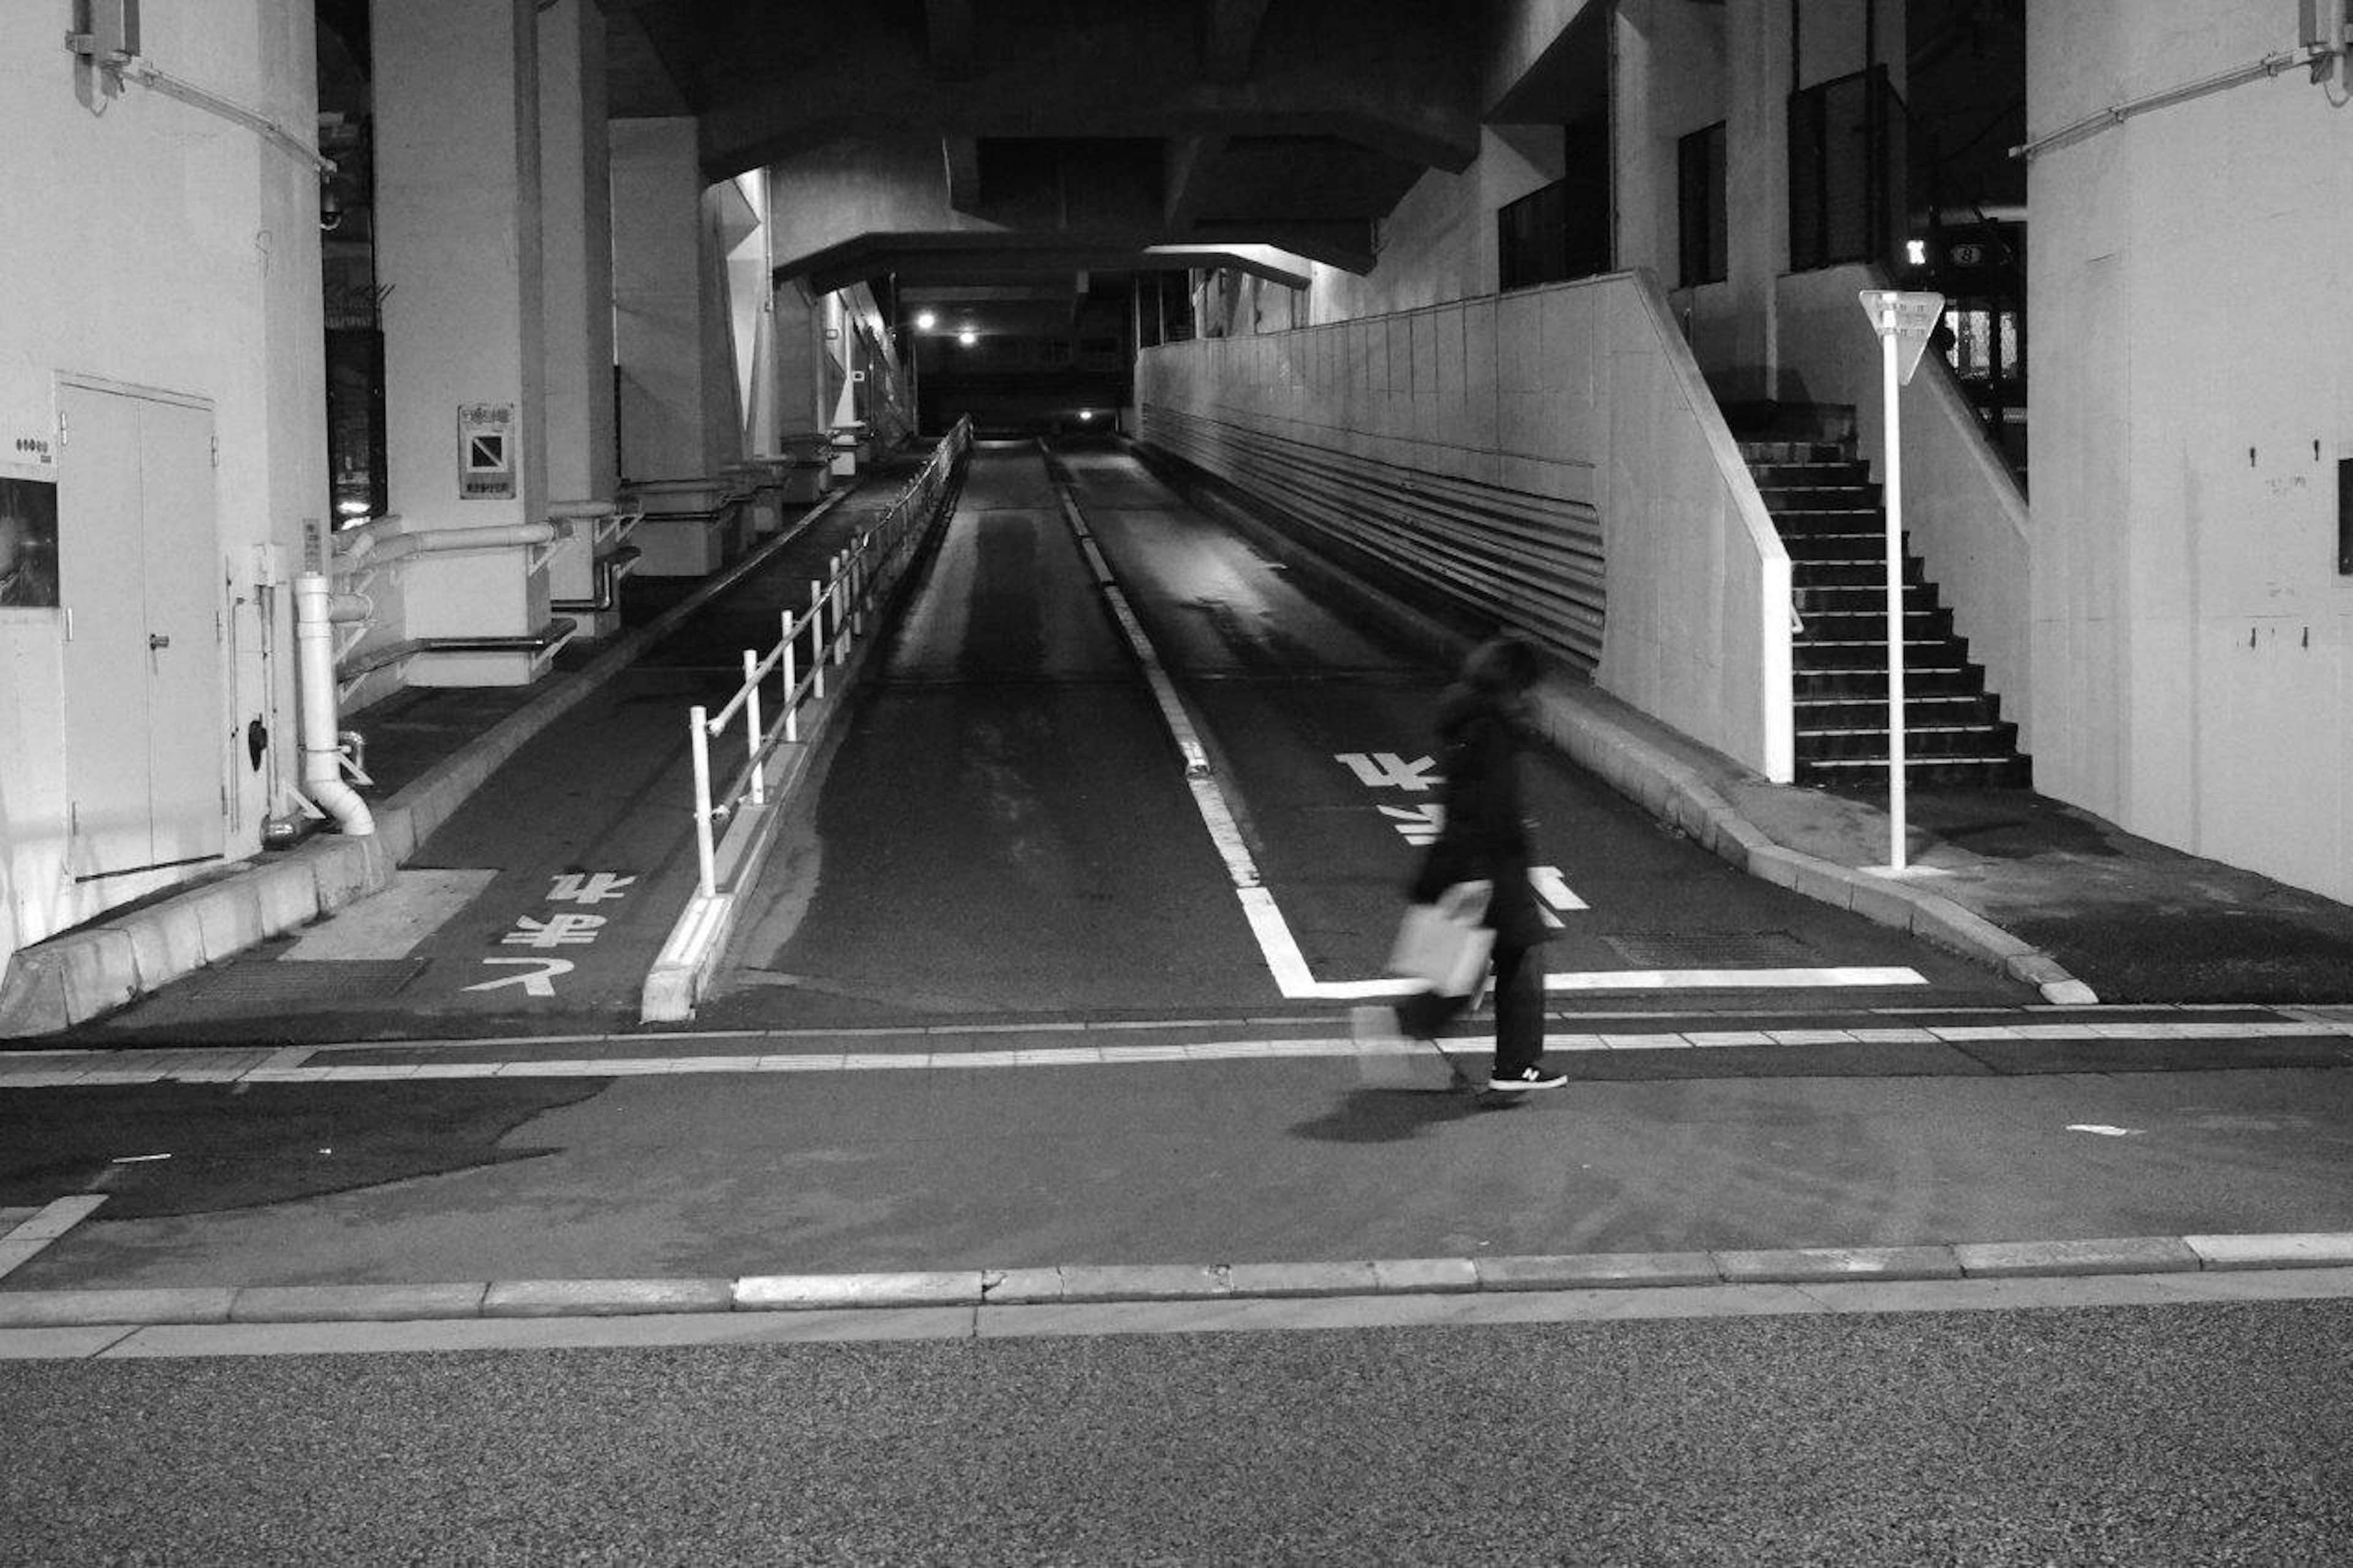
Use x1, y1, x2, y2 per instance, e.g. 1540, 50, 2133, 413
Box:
0, 1195, 107, 1281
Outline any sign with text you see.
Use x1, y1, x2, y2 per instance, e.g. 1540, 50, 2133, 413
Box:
458, 403, 517, 499
1858, 290, 1945, 385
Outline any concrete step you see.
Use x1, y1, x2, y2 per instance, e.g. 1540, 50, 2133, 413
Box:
1798, 753, 2034, 788
1796, 719, 2022, 762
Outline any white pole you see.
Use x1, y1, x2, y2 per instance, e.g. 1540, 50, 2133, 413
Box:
743, 648, 766, 806
688, 705, 716, 896
782, 610, 799, 743
1881, 313, 1908, 872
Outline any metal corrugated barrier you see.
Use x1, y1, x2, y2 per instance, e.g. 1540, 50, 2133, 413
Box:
1139, 403, 1605, 672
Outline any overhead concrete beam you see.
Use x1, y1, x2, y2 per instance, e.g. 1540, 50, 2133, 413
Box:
805, 237, 1313, 295
941, 134, 980, 214
1203, 0, 1274, 82
1162, 134, 1231, 227
925, 0, 977, 80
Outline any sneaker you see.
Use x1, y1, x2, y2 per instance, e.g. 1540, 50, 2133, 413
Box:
1488, 1063, 1567, 1092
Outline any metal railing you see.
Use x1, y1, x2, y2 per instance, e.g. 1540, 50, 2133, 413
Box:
684, 417, 974, 896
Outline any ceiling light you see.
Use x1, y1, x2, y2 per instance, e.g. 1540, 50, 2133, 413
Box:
958, 329, 977, 346
1077, 409, 1094, 422
915, 310, 937, 330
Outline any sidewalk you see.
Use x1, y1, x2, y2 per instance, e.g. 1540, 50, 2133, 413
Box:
0, 456, 933, 1038
7, 444, 2353, 1037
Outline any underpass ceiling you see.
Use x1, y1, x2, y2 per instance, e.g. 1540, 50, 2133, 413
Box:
603, 0, 1490, 303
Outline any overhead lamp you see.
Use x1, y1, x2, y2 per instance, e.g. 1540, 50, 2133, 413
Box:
1077, 409, 1094, 422
958, 328, 977, 346
915, 310, 937, 330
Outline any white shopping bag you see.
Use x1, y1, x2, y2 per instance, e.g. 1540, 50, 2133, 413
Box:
1386, 880, 1494, 997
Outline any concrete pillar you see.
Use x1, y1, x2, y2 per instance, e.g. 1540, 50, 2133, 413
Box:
538, 0, 615, 507
371, 0, 550, 680
536, 0, 619, 631
612, 118, 738, 482
771, 279, 830, 439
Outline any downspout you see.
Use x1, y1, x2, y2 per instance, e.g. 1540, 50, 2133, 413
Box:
292, 572, 375, 836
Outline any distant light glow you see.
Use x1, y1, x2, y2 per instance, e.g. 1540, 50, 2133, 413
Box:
958, 329, 977, 346
336, 500, 371, 516
1077, 409, 1094, 422
1906, 239, 1928, 267
915, 311, 937, 330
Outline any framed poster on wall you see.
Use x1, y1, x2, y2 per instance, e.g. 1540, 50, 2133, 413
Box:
0, 472, 61, 609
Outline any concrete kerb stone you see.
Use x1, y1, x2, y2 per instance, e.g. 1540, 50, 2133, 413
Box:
6, 1235, 2353, 1331
1224, 1260, 1381, 1299
2183, 1233, 2353, 1271
1953, 1237, 2201, 1278
484, 1278, 735, 1318
1477, 1252, 1721, 1292
231, 1282, 490, 1324
0, 1288, 238, 1329
735, 1271, 985, 1311
1711, 1244, 1963, 1284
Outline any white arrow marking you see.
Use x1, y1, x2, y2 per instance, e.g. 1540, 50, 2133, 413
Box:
1336, 752, 1441, 791
1530, 865, 1586, 913
1380, 803, 1445, 845
464, 958, 576, 998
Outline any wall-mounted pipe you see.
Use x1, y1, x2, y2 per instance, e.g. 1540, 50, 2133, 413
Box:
292, 572, 375, 837
336, 520, 556, 569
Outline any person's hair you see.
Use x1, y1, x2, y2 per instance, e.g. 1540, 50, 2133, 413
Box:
1460, 634, 1541, 696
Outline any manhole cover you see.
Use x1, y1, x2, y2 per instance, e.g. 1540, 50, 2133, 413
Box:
190, 958, 430, 1008
1602, 932, 1817, 967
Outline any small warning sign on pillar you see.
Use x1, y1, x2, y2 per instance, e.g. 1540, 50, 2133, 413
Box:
1858, 291, 1946, 385
458, 403, 517, 499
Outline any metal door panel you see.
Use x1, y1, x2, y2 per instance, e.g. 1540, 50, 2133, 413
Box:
56, 385, 155, 879
136, 398, 225, 866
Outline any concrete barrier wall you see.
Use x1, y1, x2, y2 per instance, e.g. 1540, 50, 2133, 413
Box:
1773, 264, 2034, 751
1137, 270, 1792, 781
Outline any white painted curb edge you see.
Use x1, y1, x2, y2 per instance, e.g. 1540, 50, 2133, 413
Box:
7, 1233, 2351, 1330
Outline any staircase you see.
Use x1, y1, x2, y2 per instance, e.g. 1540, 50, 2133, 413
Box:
1740, 433, 2031, 788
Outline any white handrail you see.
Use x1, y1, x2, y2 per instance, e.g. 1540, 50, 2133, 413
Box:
686, 418, 974, 895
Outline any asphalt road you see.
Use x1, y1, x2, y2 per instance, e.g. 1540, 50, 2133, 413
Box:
703, 440, 2023, 1032
10, 1061, 2352, 1289
4, 1299, 2348, 1564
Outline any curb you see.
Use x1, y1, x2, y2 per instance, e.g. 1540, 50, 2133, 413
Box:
5, 1233, 2351, 1330
0, 490, 855, 1039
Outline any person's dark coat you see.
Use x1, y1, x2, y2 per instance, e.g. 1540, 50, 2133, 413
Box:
1408, 682, 1552, 949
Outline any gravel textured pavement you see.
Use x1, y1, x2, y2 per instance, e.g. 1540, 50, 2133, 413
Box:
4, 1298, 2348, 1565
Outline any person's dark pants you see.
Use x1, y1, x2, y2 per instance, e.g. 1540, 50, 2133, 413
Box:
1489, 942, 1545, 1076
1392, 943, 1546, 1075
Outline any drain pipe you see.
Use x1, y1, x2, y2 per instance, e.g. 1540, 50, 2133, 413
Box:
292, 571, 376, 836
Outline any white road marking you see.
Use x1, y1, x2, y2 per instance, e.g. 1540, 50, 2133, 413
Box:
1047, 479, 1915, 1006
1336, 752, 1439, 791
1530, 866, 1586, 912
0, 1195, 108, 1280
463, 958, 577, 998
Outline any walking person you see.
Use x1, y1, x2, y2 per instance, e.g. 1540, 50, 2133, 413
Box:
1360, 634, 1566, 1093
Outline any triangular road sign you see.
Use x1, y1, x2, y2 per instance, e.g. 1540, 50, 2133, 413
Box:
1859, 289, 1946, 385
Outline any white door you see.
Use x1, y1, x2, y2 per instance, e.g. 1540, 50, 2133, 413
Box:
56, 384, 226, 882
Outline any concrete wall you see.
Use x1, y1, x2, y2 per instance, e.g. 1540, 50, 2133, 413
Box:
1140, 273, 1792, 780
0, 2, 322, 959
2028, 0, 2353, 902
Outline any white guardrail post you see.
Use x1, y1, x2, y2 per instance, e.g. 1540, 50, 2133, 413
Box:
688, 703, 717, 896
678, 417, 971, 904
